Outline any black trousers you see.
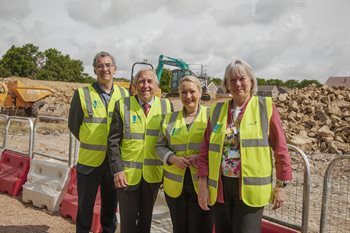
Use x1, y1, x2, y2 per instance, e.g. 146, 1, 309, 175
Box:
165, 169, 213, 233
76, 158, 118, 233
213, 176, 264, 233
117, 178, 160, 233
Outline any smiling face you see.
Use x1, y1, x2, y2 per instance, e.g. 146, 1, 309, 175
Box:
94, 56, 116, 84
134, 69, 158, 103
227, 68, 252, 103
179, 80, 201, 113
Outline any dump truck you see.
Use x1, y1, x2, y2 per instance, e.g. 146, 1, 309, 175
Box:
0, 79, 64, 117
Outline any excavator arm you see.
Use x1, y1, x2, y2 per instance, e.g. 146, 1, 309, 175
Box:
155, 55, 189, 81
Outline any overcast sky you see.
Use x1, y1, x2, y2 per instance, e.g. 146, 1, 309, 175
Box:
0, 0, 349, 83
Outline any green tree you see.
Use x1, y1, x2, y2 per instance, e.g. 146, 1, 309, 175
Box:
1, 44, 41, 77
265, 79, 284, 86
257, 78, 267, 86
35, 48, 93, 83
0, 62, 12, 78
159, 68, 171, 92
284, 79, 300, 88
210, 77, 222, 86
298, 79, 321, 88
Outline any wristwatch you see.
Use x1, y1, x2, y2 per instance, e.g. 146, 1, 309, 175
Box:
276, 180, 288, 188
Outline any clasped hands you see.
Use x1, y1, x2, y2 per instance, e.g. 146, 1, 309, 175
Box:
168, 154, 199, 169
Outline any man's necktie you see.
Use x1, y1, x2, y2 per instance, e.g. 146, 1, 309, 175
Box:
143, 103, 151, 116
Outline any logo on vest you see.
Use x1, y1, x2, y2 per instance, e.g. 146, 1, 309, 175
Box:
213, 123, 222, 133
171, 128, 181, 135
93, 100, 98, 108
132, 115, 137, 123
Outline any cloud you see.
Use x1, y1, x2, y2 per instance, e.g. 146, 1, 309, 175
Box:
0, 0, 32, 21
254, 0, 303, 24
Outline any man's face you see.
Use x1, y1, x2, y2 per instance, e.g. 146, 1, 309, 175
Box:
135, 70, 158, 103
94, 56, 116, 84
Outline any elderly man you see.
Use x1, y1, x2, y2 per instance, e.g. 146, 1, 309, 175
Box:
108, 68, 172, 233
68, 51, 128, 233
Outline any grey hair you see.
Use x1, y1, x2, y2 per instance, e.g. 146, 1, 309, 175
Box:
222, 59, 258, 95
133, 69, 159, 85
179, 75, 202, 93
92, 51, 117, 67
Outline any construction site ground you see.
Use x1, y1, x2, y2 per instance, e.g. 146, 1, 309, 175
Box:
0, 77, 349, 233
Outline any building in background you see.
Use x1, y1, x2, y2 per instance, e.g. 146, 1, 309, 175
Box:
325, 77, 350, 88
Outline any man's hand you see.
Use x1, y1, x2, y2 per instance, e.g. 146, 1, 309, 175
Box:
198, 177, 210, 211
168, 154, 191, 169
114, 171, 128, 188
272, 186, 286, 210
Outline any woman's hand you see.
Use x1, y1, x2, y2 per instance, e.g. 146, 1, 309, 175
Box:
272, 186, 286, 210
187, 154, 199, 168
168, 154, 191, 169
113, 171, 128, 188
198, 177, 210, 211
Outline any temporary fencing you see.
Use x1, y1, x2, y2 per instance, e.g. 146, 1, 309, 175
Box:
263, 144, 311, 233
0, 116, 33, 196
320, 155, 350, 233
22, 115, 73, 212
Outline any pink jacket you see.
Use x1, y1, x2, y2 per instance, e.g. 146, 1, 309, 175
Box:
197, 98, 293, 203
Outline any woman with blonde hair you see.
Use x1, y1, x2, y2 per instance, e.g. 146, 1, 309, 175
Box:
156, 76, 213, 233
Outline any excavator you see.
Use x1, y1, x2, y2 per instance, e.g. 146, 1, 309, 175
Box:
155, 55, 210, 100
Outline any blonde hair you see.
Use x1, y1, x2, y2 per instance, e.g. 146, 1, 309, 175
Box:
222, 59, 258, 95
179, 76, 202, 93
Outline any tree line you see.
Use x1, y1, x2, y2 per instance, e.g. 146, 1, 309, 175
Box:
0, 44, 321, 90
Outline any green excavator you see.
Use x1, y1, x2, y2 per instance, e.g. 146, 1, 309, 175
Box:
155, 55, 210, 100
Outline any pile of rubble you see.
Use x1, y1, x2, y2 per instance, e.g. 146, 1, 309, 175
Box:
276, 84, 350, 154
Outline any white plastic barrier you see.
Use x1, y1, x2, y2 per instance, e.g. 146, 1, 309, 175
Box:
22, 159, 71, 212
22, 115, 72, 212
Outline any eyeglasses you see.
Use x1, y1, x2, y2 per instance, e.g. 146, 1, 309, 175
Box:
95, 63, 115, 70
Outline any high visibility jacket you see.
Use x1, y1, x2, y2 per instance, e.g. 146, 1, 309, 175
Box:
160, 105, 208, 198
119, 96, 171, 185
78, 84, 128, 167
208, 96, 273, 207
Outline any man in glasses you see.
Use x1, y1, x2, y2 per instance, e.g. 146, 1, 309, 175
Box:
68, 51, 128, 233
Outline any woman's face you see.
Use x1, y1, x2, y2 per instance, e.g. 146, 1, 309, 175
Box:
227, 69, 252, 101
179, 81, 201, 112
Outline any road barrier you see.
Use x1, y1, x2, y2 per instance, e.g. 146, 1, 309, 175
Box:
22, 116, 72, 212
0, 116, 33, 196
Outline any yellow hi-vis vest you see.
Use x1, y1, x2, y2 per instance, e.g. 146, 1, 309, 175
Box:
208, 96, 273, 207
160, 105, 208, 198
119, 96, 171, 185
78, 84, 128, 167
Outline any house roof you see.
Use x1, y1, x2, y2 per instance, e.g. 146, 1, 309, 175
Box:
325, 77, 350, 88
257, 85, 278, 92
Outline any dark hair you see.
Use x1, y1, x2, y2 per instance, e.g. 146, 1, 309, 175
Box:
92, 51, 116, 67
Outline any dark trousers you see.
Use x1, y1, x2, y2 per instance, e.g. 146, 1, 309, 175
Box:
117, 178, 160, 233
214, 176, 264, 233
76, 158, 118, 233
165, 169, 213, 233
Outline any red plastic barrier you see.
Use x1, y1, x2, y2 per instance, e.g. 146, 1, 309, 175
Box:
262, 219, 300, 233
60, 166, 102, 233
0, 150, 31, 197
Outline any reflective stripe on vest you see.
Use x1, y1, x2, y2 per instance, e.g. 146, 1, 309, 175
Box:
207, 96, 273, 207
120, 96, 171, 185
161, 106, 208, 198
78, 84, 128, 167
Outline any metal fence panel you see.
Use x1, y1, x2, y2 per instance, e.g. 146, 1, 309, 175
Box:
320, 155, 350, 233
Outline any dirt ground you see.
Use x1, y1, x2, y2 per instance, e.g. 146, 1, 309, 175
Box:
0, 78, 349, 233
